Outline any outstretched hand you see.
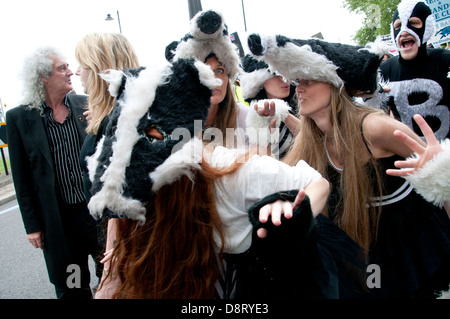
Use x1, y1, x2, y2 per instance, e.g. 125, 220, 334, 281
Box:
257, 190, 306, 238
254, 100, 278, 132
386, 114, 443, 177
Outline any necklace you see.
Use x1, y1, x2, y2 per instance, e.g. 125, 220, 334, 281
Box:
324, 139, 343, 173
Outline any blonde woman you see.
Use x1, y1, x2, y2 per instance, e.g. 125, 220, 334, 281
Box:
74, 33, 140, 290
75, 33, 140, 203
247, 33, 450, 298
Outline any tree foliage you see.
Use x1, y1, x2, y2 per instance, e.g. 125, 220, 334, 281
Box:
343, 0, 401, 45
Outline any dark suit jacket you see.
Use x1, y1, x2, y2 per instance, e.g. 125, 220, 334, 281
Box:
6, 94, 89, 285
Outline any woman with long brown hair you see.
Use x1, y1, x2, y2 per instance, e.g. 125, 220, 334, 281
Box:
88, 55, 330, 299
165, 10, 249, 150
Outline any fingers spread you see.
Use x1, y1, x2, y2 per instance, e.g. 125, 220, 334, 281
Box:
393, 130, 425, 155
413, 114, 438, 145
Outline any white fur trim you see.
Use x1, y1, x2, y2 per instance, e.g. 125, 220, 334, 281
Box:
404, 139, 450, 207
173, 10, 243, 82
240, 69, 274, 99
88, 64, 171, 224
86, 135, 105, 183
194, 60, 223, 89
246, 99, 291, 147
362, 41, 395, 59
190, 10, 225, 40
150, 137, 204, 192
260, 35, 343, 89
100, 69, 124, 97
423, 14, 436, 44
439, 285, 450, 299
174, 36, 243, 82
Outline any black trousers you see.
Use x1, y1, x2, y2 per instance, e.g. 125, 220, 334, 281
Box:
55, 199, 102, 299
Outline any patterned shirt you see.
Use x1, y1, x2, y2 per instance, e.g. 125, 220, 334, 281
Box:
43, 97, 85, 204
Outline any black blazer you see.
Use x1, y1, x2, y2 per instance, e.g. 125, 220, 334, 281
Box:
6, 94, 88, 285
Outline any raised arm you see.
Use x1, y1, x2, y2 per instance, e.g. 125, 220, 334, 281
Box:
386, 114, 449, 217
257, 177, 329, 238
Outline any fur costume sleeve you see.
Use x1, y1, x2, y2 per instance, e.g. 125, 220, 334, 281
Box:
238, 189, 371, 299
245, 99, 291, 147
247, 190, 313, 236
403, 138, 450, 207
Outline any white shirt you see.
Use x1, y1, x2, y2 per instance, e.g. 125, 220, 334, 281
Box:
208, 146, 322, 254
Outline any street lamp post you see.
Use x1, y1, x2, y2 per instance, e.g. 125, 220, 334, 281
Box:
105, 10, 122, 33
241, 0, 247, 32
188, 0, 202, 20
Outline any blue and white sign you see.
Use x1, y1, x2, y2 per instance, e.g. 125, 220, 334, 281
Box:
427, 0, 450, 47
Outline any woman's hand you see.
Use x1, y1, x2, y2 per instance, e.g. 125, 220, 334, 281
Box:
254, 100, 278, 132
386, 114, 443, 177
257, 190, 306, 238
100, 249, 114, 264
83, 110, 92, 124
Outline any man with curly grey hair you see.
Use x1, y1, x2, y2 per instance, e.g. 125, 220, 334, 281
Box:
6, 46, 100, 299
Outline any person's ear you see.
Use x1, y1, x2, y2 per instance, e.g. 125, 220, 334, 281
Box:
40, 74, 48, 83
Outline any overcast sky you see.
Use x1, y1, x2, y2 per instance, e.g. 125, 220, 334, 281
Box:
0, 0, 364, 111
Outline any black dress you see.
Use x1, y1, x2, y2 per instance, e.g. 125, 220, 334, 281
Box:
234, 191, 371, 299
327, 154, 450, 298
79, 116, 110, 263
79, 116, 109, 204
234, 127, 450, 299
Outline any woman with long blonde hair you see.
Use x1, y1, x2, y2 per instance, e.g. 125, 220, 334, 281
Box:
74, 33, 141, 287
75, 32, 140, 202
284, 85, 385, 251
248, 33, 450, 298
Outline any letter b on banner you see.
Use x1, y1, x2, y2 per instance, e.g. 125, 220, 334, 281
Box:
66, 264, 81, 289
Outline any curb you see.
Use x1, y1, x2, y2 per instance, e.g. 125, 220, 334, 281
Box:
0, 193, 16, 206
0, 175, 16, 206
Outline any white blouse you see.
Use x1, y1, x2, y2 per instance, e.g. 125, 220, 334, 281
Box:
208, 146, 322, 254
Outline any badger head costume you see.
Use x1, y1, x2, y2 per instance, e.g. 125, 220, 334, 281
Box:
87, 58, 222, 224
392, 0, 435, 50
240, 54, 278, 103
247, 33, 388, 97
239, 54, 296, 103
239, 54, 295, 147
165, 9, 243, 82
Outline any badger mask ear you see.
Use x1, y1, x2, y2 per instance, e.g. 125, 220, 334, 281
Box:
100, 69, 125, 97
165, 40, 180, 62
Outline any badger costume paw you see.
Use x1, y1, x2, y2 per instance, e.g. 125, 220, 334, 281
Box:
404, 139, 450, 207
246, 99, 291, 147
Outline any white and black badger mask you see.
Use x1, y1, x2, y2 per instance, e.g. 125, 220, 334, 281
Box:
87, 58, 221, 224
240, 54, 294, 104
247, 33, 388, 97
165, 9, 243, 82
392, 0, 435, 49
